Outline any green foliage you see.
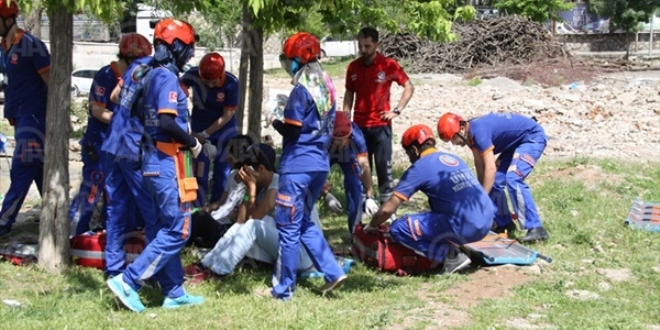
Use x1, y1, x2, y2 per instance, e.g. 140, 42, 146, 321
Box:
493, 0, 575, 23
588, 0, 660, 33
454, 4, 477, 22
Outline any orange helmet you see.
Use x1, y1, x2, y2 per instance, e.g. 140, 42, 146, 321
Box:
199, 53, 226, 83
153, 18, 198, 46
282, 32, 321, 64
333, 112, 352, 139
401, 124, 434, 148
437, 112, 464, 142
0, 0, 18, 17
119, 33, 153, 58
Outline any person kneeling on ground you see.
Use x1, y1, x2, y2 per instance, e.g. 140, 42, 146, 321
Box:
364, 124, 496, 274
185, 143, 353, 281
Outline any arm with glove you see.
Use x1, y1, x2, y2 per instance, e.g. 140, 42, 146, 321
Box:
320, 182, 344, 214
158, 114, 202, 158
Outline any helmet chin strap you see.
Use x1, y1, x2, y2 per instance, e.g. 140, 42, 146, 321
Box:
0, 17, 15, 38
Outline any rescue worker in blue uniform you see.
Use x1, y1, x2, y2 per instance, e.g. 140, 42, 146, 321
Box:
106, 18, 204, 313
69, 33, 152, 236
264, 32, 346, 300
365, 124, 495, 274
100, 33, 156, 279
0, 0, 49, 237
437, 112, 549, 242
180, 52, 239, 206
326, 111, 378, 234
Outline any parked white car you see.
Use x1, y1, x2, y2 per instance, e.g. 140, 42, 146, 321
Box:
71, 67, 100, 97
320, 35, 358, 58
0, 72, 78, 102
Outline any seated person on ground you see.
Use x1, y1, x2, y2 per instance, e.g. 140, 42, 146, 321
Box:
188, 135, 254, 247
365, 124, 496, 275
186, 143, 353, 280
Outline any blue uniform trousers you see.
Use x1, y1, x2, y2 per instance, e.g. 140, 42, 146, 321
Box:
194, 130, 236, 206
0, 115, 45, 229
103, 155, 151, 276
272, 171, 345, 300
121, 146, 191, 299
331, 160, 363, 234
69, 140, 107, 235
390, 211, 486, 263
490, 136, 547, 230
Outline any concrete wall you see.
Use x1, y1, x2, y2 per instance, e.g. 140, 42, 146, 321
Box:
43, 41, 282, 74
555, 32, 660, 53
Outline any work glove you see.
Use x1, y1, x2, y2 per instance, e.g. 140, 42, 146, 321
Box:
202, 141, 217, 159
324, 192, 343, 214
190, 138, 202, 159
364, 197, 380, 217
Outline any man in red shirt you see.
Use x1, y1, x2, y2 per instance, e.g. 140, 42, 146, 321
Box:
342, 26, 414, 205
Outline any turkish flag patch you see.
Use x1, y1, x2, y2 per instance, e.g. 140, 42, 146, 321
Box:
169, 91, 177, 102
94, 86, 106, 96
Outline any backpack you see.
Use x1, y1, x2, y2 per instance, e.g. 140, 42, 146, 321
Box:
101, 62, 155, 162
352, 223, 439, 276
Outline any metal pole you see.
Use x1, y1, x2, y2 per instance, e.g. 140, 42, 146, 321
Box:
650, 15, 654, 56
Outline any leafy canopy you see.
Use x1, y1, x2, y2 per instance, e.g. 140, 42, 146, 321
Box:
493, 0, 575, 23
589, 0, 660, 32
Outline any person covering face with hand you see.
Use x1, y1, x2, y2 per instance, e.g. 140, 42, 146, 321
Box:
365, 124, 495, 275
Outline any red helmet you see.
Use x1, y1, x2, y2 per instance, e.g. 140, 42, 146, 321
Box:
401, 124, 434, 148
199, 53, 226, 83
119, 33, 153, 58
437, 112, 464, 142
0, 0, 18, 17
282, 32, 321, 64
153, 18, 198, 46
333, 111, 352, 139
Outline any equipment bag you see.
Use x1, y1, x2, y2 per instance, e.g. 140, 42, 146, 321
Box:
351, 223, 439, 276
70, 230, 146, 270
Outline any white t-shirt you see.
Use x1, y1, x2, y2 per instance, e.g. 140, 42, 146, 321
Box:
256, 173, 279, 218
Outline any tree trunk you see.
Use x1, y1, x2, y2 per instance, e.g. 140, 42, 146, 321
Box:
247, 25, 264, 142
236, 1, 251, 134
38, 4, 72, 274
23, 1, 43, 39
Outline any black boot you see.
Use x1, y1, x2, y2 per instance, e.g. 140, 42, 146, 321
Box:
493, 222, 517, 234
518, 226, 549, 243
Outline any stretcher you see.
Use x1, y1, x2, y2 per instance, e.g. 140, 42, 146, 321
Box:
463, 231, 553, 266
624, 198, 660, 233
0, 239, 38, 266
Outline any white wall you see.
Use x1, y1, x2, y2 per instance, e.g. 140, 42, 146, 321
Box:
42, 41, 281, 74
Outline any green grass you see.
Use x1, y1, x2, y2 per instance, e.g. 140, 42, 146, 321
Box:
264, 57, 354, 79
1, 158, 660, 329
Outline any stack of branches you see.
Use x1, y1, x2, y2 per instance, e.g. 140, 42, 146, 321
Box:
380, 15, 570, 74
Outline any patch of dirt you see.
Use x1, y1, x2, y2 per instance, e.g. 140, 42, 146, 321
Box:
392, 266, 534, 329
444, 266, 533, 308
505, 317, 557, 330
537, 164, 622, 189
391, 283, 471, 330
595, 268, 636, 282
565, 289, 601, 300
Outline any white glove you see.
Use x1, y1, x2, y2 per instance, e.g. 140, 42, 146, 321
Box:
190, 138, 202, 159
364, 197, 379, 217
202, 141, 217, 159
324, 192, 343, 213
